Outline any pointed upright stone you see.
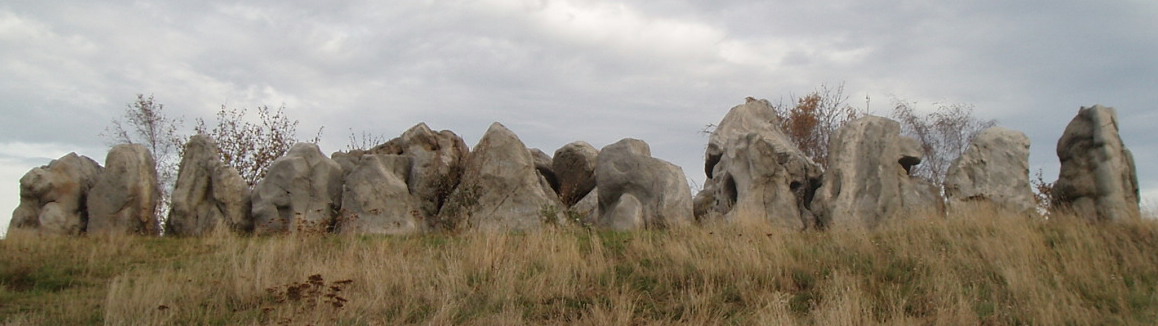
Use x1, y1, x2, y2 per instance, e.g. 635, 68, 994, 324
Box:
811, 116, 944, 229
438, 123, 561, 231
1054, 105, 1140, 221
167, 135, 252, 236
87, 144, 161, 236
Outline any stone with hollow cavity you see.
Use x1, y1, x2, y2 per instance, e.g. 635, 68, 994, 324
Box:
696, 98, 823, 229
9, 153, 102, 235
811, 116, 944, 229
596, 138, 693, 230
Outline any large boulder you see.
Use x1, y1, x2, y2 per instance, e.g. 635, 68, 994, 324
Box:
336, 154, 421, 235
166, 135, 252, 236
552, 141, 599, 207
250, 143, 343, 234
811, 116, 944, 229
352, 123, 469, 220
1053, 105, 1140, 221
439, 123, 562, 231
704, 97, 780, 178
8, 153, 102, 235
944, 127, 1036, 215
696, 99, 823, 229
87, 144, 161, 236
595, 139, 693, 230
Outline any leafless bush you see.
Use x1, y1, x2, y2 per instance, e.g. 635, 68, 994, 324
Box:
194, 105, 321, 186
772, 83, 863, 168
102, 94, 184, 218
891, 99, 996, 185
345, 129, 387, 151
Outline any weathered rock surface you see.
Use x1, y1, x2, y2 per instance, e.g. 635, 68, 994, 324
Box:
166, 135, 251, 236
336, 154, 421, 234
944, 127, 1036, 215
696, 99, 823, 229
1053, 105, 1140, 221
530, 148, 559, 196
354, 123, 469, 220
87, 144, 161, 236
704, 97, 779, 178
811, 116, 944, 229
552, 141, 599, 207
439, 123, 562, 231
251, 143, 343, 234
570, 187, 599, 225
8, 153, 102, 235
596, 139, 693, 230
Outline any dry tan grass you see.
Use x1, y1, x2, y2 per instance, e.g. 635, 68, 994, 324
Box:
3, 209, 1158, 325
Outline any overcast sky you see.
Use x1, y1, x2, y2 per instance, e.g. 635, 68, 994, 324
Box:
3, 0, 1156, 235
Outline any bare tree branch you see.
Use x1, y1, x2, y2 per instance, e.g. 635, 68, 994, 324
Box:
101, 94, 185, 222
195, 105, 322, 186
891, 99, 996, 185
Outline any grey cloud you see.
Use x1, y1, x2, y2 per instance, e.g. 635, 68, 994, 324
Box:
1, 0, 1156, 236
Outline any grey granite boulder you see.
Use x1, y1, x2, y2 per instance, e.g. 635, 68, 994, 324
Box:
811, 116, 944, 229
87, 144, 161, 236
1053, 105, 1140, 221
439, 123, 562, 231
552, 141, 599, 207
335, 123, 469, 221
336, 154, 421, 234
250, 143, 343, 234
944, 127, 1036, 215
167, 135, 252, 236
595, 139, 693, 230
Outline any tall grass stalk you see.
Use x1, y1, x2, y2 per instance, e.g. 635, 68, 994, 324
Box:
2, 209, 1157, 325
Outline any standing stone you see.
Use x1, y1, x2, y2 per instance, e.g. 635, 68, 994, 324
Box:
696, 99, 823, 229
250, 143, 343, 234
596, 139, 693, 230
944, 127, 1036, 215
1054, 105, 1140, 221
439, 123, 562, 231
704, 97, 781, 178
336, 154, 421, 235
811, 116, 944, 229
360, 123, 469, 220
87, 144, 160, 236
167, 135, 252, 236
9, 153, 102, 235
552, 141, 599, 207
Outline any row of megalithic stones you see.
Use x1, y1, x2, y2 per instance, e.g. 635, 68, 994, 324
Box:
8, 100, 1141, 236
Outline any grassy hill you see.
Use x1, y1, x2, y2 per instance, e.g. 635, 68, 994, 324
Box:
3, 210, 1158, 325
